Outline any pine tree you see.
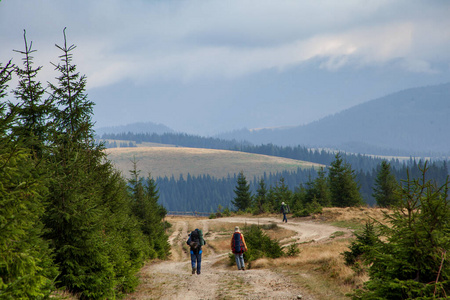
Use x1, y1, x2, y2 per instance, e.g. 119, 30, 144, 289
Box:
305, 167, 331, 207
328, 153, 363, 207
372, 160, 400, 208
292, 183, 307, 212
12, 30, 53, 158
232, 171, 252, 211
48, 27, 93, 142
254, 178, 268, 214
272, 177, 292, 211
144, 175, 170, 259
0, 61, 57, 298
128, 159, 170, 260
353, 163, 450, 299
43, 29, 148, 298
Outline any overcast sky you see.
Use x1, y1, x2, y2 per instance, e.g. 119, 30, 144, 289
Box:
1, 1, 450, 135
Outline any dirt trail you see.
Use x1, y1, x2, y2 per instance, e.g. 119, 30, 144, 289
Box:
126, 216, 350, 300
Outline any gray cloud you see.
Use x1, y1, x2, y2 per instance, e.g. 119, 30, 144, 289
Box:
1, 0, 450, 134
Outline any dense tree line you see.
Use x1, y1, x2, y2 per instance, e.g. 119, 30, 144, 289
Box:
0, 30, 169, 299
99, 131, 251, 149
155, 168, 316, 212
154, 155, 448, 212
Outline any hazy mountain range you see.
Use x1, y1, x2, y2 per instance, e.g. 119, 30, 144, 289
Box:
217, 83, 450, 156
96, 83, 450, 157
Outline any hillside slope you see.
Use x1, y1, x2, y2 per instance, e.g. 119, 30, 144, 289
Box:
105, 146, 323, 179
218, 83, 450, 155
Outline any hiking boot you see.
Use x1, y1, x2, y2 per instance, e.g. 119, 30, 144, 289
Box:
192, 267, 196, 274
242, 268, 245, 271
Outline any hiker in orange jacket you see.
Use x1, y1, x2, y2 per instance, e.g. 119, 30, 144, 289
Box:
231, 226, 248, 271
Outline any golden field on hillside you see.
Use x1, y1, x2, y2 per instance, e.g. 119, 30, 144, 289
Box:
105, 146, 324, 179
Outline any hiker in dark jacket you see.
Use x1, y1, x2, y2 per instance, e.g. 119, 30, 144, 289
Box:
186, 228, 206, 275
281, 202, 288, 223
231, 226, 248, 271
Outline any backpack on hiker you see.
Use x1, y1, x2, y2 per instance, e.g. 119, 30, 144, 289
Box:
197, 229, 205, 246
189, 229, 204, 249
232, 232, 245, 254
281, 203, 290, 213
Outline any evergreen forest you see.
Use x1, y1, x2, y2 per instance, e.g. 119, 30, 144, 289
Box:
0, 30, 169, 299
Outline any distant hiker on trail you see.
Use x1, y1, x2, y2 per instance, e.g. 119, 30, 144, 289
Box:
281, 202, 289, 223
186, 228, 206, 275
231, 226, 248, 271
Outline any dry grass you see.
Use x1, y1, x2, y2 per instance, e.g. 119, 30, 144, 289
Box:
252, 239, 368, 299
208, 222, 242, 233
207, 236, 232, 254
263, 226, 297, 244
105, 146, 324, 179
317, 206, 390, 229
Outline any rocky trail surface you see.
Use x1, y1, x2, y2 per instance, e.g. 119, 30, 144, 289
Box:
125, 216, 351, 300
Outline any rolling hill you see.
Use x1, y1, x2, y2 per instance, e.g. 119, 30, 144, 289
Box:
105, 146, 324, 179
217, 83, 450, 156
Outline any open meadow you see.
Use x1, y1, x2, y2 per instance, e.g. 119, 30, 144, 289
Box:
105, 146, 324, 179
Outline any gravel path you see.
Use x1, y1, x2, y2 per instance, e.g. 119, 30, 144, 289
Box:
125, 216, 350, 300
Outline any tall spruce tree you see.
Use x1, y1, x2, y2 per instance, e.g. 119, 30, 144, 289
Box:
254, 178, 268, 214
372, 160, 400, 208
48, 28, 93, 142
232, 171, 252, 211
305, 167, 331, 207
44, 29, 149, 298
144, 175, 170, 259
272, 177, 292, 211
128, 159, 170, 260
12, 30, 53, 158
0, 61, 58, 299
328, 153, 363, 207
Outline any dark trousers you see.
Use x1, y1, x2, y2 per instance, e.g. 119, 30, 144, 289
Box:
190, 250, 202, 274
282, 212, 287, 222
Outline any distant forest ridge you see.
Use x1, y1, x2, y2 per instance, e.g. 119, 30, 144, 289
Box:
100, 131, 449, 211
99, 132, 251, 151
95, 121, 175, 136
